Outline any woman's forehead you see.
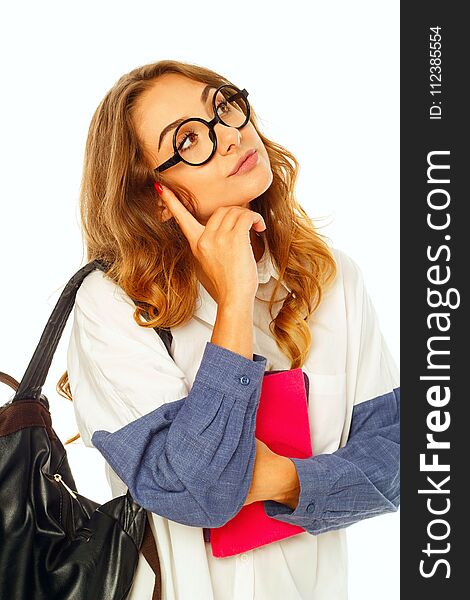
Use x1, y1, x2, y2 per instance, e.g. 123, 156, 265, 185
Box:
145, 75, 213, 112
135, 76, 215, 137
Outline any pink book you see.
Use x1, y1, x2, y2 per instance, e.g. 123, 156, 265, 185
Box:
208, 368, 312, 558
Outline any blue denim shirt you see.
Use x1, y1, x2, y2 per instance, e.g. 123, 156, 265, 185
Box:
92, 341, 400, 532
263, 386, 400, 534
92, 341, 267, 528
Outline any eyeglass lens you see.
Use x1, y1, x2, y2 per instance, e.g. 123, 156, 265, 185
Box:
175, 86, 249, 165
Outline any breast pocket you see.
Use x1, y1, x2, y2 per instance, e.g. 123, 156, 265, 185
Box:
303, 371, 347, 455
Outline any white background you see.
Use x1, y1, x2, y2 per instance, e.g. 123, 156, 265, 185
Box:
0, 1, 400, 598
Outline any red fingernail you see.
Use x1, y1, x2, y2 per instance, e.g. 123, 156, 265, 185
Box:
154, 182, 163, 195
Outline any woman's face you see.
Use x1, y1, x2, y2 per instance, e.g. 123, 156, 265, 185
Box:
134, 74, 273, 225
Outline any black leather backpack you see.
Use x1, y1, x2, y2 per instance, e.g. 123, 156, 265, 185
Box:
0, 259, 172, 600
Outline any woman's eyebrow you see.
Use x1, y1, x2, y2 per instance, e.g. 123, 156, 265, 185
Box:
158, 84, 215, 151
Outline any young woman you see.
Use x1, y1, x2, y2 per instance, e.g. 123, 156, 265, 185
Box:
60, 59, 400, 600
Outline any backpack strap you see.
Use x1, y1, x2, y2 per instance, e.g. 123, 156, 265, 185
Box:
132, 302, 173, 359
130, 299, 170, 600
13, 260, 110, 402
12, 259, 174, 402
141, 518, 162, 600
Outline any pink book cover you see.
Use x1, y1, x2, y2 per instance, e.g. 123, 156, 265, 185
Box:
208, 368, 312, 558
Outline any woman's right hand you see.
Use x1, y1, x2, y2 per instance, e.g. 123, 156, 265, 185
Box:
156, 184, 266, 305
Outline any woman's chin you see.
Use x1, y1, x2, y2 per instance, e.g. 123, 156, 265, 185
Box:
239, 170, 273, 201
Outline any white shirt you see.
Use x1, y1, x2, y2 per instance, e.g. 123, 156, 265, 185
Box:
66, 237, 399, 600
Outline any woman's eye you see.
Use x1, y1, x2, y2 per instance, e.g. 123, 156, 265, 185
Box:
216, 100, 230, 116
177, 130, 197, 153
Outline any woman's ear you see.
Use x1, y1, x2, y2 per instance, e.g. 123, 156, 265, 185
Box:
157, 199, 173, 222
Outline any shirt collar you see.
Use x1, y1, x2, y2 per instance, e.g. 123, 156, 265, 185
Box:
193, 234, 291, 326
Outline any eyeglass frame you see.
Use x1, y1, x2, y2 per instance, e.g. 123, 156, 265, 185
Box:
153, 85, 250, 173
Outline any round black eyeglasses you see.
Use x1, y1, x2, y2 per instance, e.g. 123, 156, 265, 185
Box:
154, 85, 250, 173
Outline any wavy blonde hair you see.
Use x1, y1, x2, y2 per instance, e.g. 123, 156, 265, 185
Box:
57, 59, 337, 444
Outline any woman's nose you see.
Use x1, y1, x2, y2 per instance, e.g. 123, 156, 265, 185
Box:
214, 123, 241, 154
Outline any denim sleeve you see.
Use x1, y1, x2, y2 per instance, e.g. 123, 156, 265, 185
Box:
91, 341, 267, 528
263, 386, 400, 534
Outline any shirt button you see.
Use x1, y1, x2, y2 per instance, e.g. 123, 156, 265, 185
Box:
240, 376, 250, 385
240, 553, 249, 562
306, 502, 316, 513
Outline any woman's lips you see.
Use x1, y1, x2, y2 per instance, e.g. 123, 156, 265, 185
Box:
230, 150, 259, 176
